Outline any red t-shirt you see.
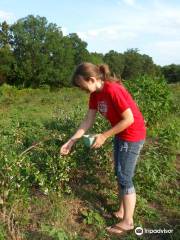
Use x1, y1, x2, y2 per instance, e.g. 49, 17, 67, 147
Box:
89, 81, 146, 141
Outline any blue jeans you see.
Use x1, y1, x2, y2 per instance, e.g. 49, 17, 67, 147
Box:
113, 136, 145, 196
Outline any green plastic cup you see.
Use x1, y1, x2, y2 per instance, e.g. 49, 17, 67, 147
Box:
83, 134, 95, 147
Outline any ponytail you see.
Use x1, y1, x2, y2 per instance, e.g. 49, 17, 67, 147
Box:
98, 63, 123, 84
72, 62, 123, 86
98, 64, 111, 81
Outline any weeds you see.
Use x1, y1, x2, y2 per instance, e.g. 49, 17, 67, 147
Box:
0, 83, 179, 239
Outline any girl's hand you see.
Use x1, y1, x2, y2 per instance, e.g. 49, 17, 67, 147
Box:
60, 139, 74, 155
91, 133, 107, 149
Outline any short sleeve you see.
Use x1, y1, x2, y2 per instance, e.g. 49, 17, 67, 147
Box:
89, 93, 97, 110
110, 87, 130, 114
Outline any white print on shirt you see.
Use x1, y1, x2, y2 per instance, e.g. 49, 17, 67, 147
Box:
98, 101, 108, 116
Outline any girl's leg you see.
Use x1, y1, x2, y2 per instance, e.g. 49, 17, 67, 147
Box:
123, 192, 136, 226
114, 184, 124, 218
108, 140, 144, 233
110, 192, 135, 231
119, 141, 144, 226
112, 137, 124, 218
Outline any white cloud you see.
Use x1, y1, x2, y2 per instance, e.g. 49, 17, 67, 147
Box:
78, 4, 180, 43
122, 0, 135, 6
0, 10, 15, 22
77, 0, 180, 65
61, 27, 68, 36
142, 40, 180, 65
154, 40, 180, 51
78, 25, 137, 41
117, 0, 143, 9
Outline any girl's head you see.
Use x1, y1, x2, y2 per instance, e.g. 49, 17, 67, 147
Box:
72, 62, 121, 93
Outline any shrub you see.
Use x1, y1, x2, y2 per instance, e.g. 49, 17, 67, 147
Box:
124, 75, 172, 126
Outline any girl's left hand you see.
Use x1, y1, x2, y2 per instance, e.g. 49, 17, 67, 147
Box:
91, 133, 107, 149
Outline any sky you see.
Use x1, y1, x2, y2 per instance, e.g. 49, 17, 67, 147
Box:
0, 0, 180, 66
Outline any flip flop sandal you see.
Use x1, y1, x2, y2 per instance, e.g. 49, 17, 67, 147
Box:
106, 224, 134, 236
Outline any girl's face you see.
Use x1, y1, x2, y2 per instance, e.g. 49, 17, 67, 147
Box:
76, 77, 104, 94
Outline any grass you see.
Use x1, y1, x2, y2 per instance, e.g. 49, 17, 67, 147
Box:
0, 83, 179, 239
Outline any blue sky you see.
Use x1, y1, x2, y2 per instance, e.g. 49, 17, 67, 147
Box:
0, 0, 180, 66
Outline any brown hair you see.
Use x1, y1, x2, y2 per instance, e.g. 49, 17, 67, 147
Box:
72, 62, 122, 87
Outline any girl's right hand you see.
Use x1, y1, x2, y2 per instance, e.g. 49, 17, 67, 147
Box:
60, 140, 74, 155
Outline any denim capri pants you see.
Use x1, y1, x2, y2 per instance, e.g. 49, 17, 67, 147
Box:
113, 136, 145, 196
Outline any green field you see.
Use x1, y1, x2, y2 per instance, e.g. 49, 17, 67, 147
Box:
0, 83, 179, 240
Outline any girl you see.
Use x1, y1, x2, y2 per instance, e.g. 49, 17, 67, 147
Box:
60, 62, 146, 236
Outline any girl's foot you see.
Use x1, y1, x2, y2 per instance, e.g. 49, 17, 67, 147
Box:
113, 210, 124, 219
106, 219, 134, 235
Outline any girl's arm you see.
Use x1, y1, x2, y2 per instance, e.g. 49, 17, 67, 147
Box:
103, 108, 134, 139
60, 109, 97, 155
69, 109, 97, 144
91, 108, 134, 149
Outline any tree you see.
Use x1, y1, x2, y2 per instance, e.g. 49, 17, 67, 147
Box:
161, 64, 180, 83
89, 52, 104, 65
11, 15, 71, 88
0, 15, 169, 88
0, 21, 13, 48
122, 48, 143, 80
104, 50, 124, 78
67, 33, 90, 65
51, 35, 75, 87
0, 48, 15, 85
141, 54, 156, 76
0, 21, 14, 85
121, 49, 159, 80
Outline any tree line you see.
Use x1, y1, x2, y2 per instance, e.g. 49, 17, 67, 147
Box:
0, 15, 179, 88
